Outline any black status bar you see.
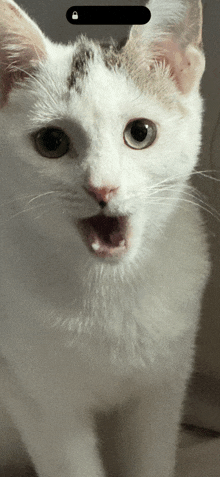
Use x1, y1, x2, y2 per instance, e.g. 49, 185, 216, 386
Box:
66, 6, 151, 25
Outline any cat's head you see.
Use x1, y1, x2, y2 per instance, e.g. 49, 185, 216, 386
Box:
0, 0, 205, 267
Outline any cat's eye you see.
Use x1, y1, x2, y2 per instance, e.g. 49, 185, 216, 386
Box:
123, 119, 157, 150
33, 127, 70, 158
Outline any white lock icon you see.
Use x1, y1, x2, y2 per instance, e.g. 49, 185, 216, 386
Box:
72, 11, 78, 20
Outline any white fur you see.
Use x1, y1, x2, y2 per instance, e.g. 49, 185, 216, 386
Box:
0, 1, 210, 476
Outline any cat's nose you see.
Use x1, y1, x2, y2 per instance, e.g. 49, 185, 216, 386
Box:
87, 183, 119, 208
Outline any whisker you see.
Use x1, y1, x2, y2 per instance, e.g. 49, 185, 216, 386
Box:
194, 170, 220, 182
0, 193, 43, 208
147, 173, 189, 190
147, 186, 185, 198
122, 169, 220, 214
146, 169, 220, 192
5, 62, 59, 107
147, 196, 220, 222
28, 191, 59, 204
147, 187, 208, 207
122, 185, 196, 202
147, 183, 220, 219
0, 191, 61, 209
5, 203, 49, 221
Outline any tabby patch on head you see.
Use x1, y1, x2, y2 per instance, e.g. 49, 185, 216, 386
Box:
67, 39, 95, 92
67, 36, 123, 94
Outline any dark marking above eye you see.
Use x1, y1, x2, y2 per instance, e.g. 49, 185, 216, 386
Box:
67, 37, 123, 92
67, 45, 95, 91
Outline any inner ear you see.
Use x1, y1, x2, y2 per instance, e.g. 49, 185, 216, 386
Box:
0, 0, 47, 107
122, 0, 205, 95
154, 38, 205, 94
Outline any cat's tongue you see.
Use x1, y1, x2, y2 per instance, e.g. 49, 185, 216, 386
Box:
78, 215, 129, 259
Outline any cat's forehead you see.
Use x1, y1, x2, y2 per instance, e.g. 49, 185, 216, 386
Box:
26, 36, 186, 129
65, 36, 179, 108
29, 37, 146, 125
67, 36, 178, 109
68, 36, 184, 109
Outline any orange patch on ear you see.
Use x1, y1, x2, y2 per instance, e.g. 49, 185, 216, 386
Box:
7, 3, 23, 18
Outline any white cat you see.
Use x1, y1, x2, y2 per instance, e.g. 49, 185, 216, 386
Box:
0, 0, 210, 476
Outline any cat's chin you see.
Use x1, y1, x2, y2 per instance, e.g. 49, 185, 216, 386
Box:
76, 214, 131, 261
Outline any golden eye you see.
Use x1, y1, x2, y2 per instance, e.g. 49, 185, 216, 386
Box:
33, 127, 70, 158
124, 118, 157, 150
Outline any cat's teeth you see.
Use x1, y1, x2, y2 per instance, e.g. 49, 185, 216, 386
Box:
91, 242, 100, 251
119, 240, 125, 247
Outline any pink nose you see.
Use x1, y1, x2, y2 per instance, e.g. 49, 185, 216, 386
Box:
87, 184, 119, 205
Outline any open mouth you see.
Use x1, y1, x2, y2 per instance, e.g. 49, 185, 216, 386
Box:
77, 214, 130, 259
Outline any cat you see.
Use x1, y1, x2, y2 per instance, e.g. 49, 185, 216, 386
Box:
0, 0, 210, 476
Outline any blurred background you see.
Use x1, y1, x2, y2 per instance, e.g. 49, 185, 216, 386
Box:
14, 0, 220, 434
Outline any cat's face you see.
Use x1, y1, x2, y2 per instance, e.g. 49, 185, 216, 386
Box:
0, 0, 205, 268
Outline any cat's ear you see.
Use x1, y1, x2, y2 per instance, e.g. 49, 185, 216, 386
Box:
0, 0, 47, 106
123, 0, 205, 95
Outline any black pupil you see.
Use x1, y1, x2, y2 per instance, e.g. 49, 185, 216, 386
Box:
41, 129, 63, 151
130, 121, 148, 142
